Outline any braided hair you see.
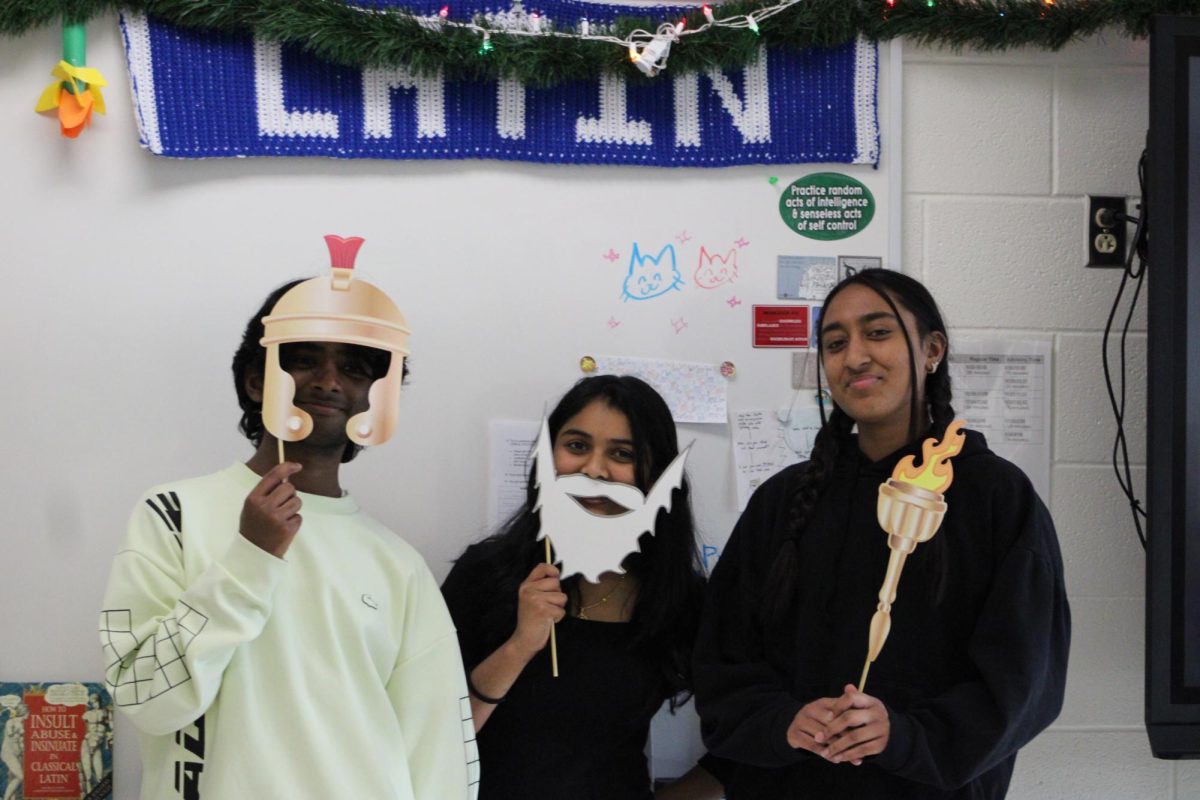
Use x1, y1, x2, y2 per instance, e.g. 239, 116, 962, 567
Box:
766, 269, 955, 618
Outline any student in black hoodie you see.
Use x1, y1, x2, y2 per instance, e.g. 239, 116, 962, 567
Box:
693, 269, 1070, 799
442, 376, 727, 799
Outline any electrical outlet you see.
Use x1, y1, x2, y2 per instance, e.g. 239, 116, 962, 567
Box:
1086, 195, 1127, 268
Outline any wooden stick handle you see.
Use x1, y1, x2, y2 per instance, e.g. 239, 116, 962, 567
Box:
277, 438, 290, 484
858, 659, 871, 693
545, 536, 559, 678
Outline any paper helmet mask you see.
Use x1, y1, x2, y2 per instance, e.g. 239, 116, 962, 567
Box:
259, 235, 411, 447
532, 419, 690, 583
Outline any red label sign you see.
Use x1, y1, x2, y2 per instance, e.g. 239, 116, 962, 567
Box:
753, 305, 810, 348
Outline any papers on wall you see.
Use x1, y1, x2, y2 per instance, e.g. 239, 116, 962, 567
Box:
595, 355, 727, 424
488, 419, 539, 528
731, 401, 825, 510
949, 338, 1052, 501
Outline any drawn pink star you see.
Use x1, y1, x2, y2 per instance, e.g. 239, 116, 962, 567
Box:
602, 249, 620, 262
671, 317, 688, 334
734, 237, 750, 248
675, 230, 692, 245
606, 316, 621, 329
727, 295, 742, 308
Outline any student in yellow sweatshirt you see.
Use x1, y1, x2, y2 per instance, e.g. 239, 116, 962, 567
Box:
100, 274, 478, 800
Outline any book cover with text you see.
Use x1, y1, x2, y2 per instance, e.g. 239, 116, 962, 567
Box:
0, 682, 112, 800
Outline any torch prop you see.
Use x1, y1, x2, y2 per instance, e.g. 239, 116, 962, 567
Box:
859, 419, 966, 692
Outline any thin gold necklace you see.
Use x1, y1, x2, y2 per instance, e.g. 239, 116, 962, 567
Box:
577, 574, 628, 620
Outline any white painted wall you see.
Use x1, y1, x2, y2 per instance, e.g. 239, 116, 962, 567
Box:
903, 34, 1199, 799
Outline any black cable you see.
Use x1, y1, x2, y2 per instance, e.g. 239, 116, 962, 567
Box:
1099, 148, 1148, 549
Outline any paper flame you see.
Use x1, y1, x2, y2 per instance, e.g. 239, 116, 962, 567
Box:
891, 419, 967, 494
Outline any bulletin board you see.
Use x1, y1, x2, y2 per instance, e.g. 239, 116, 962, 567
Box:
0, 20, 899, 792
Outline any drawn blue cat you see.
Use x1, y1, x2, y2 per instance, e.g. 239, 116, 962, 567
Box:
621, 243, 684, 302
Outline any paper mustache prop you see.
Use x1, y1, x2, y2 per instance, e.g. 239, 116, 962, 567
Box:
259, 235, 411, 451
532, 419, 690, 584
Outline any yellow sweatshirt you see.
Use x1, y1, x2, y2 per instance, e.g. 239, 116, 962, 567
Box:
100, 464, 479, 799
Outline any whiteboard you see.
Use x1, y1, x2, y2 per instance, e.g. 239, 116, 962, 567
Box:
0, 21, 897, 792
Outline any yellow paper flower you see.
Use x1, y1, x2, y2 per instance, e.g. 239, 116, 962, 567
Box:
35, 60, 107, 138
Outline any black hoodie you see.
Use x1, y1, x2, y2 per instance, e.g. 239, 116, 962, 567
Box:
694, 429, 1070, 799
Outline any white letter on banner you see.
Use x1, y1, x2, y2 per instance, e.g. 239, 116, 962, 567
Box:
497, 77, 526, 140
576, 73, 652, 146
254, 39, 339, 138
362, 67, 447, 139
673, 72, 701, 147
673, 46, 771, 146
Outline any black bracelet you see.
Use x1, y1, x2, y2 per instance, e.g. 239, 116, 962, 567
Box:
467, 674, 506, 705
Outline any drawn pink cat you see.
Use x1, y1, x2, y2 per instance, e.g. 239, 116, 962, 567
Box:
694, 246, 739, 289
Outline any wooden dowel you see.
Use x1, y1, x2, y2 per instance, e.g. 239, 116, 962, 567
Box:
545, 536, 559, 678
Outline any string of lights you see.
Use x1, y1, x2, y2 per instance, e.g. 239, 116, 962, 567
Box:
400, 0, 797, 76
1, 0, 1195, 86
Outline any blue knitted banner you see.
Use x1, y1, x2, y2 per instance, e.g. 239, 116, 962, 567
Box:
119, 5, 877, 166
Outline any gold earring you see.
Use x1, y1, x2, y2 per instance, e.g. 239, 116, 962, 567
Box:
927, 361, 939, 374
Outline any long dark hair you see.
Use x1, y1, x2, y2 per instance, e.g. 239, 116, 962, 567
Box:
768, 269, 956, 618
462, 375, 705, 708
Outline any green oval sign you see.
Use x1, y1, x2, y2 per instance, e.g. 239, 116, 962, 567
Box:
778, 173, 875, 240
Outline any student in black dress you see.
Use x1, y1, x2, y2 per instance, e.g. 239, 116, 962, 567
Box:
441, 375, 726, 800
694, 269, 1070, 799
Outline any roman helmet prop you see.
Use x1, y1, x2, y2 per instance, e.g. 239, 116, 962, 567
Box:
259, 235, 411, 448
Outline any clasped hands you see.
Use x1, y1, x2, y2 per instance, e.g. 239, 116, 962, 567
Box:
786, 684, 890, 766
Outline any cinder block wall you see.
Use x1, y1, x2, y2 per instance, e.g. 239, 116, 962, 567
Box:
903, 34, 1198, 798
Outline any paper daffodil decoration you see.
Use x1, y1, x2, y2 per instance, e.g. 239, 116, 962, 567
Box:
35, 61, 107, 138
35, 24, 107, 139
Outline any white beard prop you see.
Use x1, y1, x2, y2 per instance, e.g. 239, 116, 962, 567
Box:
532, 419, 690, 584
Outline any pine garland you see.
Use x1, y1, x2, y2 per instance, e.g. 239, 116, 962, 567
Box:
3, 0, 1196, 86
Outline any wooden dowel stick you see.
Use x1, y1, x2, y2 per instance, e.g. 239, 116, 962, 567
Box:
545, 536, 559, 678
858, 660, 871, 694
